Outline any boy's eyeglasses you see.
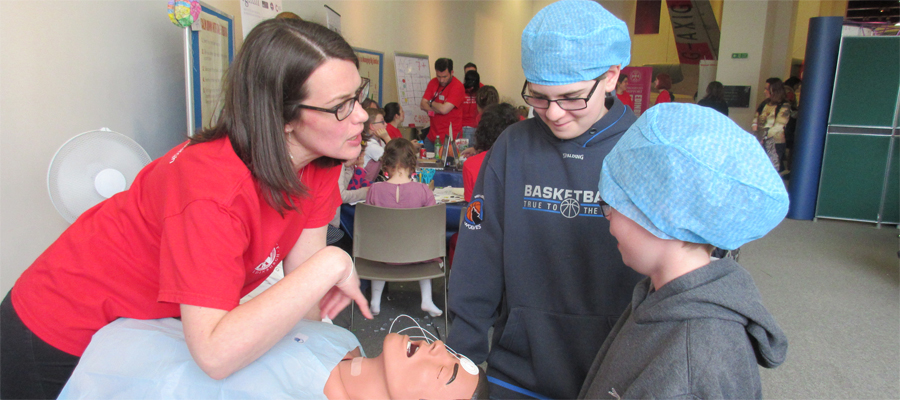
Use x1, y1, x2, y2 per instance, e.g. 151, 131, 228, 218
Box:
296, 78, 370, 121
599, 200, 612, 217
520, 79, 601, 111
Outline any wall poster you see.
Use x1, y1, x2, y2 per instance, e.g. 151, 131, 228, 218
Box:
191, 2, 234, 131
353, 48, 383, 106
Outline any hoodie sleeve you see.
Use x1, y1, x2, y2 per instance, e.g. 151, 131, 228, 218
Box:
446, 143, 506, 365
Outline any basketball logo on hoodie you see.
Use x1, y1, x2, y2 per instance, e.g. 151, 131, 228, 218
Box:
464, 197, 484, 230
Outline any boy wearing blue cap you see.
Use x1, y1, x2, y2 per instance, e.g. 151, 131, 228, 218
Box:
447, 1, 643, 398
579, 103, 789, 399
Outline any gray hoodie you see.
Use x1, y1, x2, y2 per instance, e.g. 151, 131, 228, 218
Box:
579, 258, 787, 399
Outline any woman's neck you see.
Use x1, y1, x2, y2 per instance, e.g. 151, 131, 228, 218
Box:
389, 118, 401, 129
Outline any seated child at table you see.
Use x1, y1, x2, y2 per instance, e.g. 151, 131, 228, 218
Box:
365, 138, 441, 317
579, 103, 789, 399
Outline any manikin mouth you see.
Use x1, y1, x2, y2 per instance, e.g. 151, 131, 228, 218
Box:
406, 341, 420, 357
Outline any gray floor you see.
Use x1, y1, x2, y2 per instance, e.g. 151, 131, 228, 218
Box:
334, 218, 899, 398
743, 218, 899, 399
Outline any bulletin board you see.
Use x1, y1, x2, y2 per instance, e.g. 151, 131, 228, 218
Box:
354, 48, 383, 106
191, 2, 234, 130
394, 52, 432, 127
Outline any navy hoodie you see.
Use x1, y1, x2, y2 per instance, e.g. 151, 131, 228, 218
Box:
448, 98, 644, 399
579, 258, 788, 399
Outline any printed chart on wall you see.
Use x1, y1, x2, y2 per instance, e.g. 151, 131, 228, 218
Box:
353, 48, 383, 106
191, 2, 234, 130
394, 52, 432, 127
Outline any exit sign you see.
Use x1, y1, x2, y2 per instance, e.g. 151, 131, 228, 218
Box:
731, 53, 749, 59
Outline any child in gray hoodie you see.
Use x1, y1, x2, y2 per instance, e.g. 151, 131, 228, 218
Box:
579, 103, 789, 399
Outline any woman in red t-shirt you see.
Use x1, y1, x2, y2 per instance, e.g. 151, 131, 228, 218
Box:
383, 102, 405, 140
653, 73, 674, 106
1, 19, 373, 399
616, 74, 635, 111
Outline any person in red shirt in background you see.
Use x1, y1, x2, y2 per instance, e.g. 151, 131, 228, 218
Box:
616, 74, 635, 111
461, 70, 481, 130
464, 62, 486, 88
420, 58, 465, 152
462, 103, 520, 203
383, 102, 405, 140
653, 73, 673, 105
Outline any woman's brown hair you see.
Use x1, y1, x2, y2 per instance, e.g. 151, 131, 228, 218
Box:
191, 19, 358, 214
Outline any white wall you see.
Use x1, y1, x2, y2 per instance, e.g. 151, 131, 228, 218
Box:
1, 1, 189, 293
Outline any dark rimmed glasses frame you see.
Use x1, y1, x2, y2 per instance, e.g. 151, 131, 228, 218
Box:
599, 200, 612, 217
520, 78, 601, 111
296, 78, 370, 121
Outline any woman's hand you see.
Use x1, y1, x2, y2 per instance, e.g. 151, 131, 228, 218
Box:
318, 248, 373, 320
460, 147, 477, 158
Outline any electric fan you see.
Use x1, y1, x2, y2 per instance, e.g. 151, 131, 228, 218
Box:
47, 128, 151, 223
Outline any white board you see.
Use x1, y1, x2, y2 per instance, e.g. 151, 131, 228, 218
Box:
394, 52, 431, 128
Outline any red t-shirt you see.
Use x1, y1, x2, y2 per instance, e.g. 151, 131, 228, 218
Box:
461, 92, 478, 128
655, 90, 672, 105
617, 91, 635, 109
385, 123, 402, 140
463, 151, 487, 203
423, 76, 465, 144
11, 137, 340, 356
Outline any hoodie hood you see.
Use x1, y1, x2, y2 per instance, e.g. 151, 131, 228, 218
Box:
631, 258, 787, 368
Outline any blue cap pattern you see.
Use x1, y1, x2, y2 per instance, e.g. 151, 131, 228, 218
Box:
599, 103, 789, 250
521, 0, 631, 86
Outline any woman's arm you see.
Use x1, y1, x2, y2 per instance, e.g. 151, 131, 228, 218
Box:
181, 227, 371, 380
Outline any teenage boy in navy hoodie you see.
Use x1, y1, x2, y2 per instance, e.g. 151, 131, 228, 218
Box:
580, 103, 789, 399
447, 1, 644, 398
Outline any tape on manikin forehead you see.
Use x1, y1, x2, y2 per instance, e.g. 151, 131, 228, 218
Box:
389, 314, 480, 376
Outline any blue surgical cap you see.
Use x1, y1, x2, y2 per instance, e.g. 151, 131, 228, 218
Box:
599, 103, 789, 250
521, 0, 631, 86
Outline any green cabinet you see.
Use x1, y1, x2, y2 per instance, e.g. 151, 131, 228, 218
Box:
816, 36, 900, 225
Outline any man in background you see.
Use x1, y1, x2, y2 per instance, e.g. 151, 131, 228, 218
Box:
420, 58, 464, 152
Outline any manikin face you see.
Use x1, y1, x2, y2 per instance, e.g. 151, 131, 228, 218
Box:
528, 67, 619, 140
382, 333, 479, 400
284, 59, 367, 165
436, 69, 452, 87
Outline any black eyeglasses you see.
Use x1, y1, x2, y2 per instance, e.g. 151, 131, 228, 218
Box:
599, 200, 612, 217
296, 78, 370, 121
521, 79, 601, 111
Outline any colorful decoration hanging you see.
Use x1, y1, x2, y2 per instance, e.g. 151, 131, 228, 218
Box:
167, 0, 201, 28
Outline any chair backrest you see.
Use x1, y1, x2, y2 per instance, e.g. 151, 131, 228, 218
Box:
352, 203, 446, 264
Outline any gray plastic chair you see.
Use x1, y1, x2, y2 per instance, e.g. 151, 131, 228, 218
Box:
351, 203, 448, 329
